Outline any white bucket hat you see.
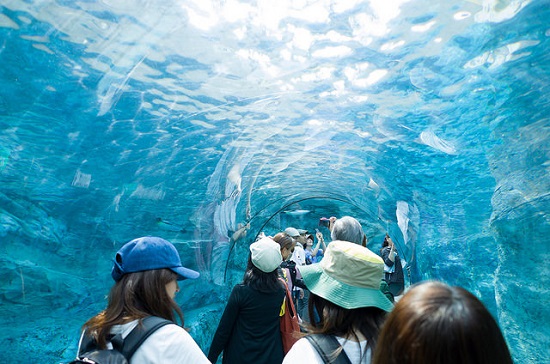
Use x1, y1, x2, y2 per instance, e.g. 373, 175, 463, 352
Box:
250, 236, 283, 273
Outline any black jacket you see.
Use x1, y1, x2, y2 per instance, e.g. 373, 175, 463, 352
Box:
208, 284, 286, 364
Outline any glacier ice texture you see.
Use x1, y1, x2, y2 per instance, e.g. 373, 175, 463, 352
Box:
0, 1, 549, 363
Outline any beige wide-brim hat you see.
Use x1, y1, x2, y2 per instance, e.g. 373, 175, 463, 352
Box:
299, 240, 393, 311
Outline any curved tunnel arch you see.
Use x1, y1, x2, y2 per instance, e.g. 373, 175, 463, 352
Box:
222, 192, 416, 284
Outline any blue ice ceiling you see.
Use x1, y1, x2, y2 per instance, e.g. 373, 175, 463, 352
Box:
0, 0, 549, 362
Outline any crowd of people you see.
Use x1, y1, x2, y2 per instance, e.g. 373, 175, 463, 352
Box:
71, 217, 514, 364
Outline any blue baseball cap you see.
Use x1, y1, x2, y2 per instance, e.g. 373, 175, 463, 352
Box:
111, 236, 200, 281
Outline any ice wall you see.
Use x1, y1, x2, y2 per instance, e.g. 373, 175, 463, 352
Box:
0, 0, 549, 362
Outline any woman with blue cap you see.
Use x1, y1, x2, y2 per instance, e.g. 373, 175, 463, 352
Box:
283, 240, 394, 364
208, 236, 286, 364
74, 236, 209, 363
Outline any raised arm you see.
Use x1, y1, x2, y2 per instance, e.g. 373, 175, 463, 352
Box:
314, 230, 326, 256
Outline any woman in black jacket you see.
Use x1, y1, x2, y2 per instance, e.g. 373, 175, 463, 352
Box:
208, 237, 286, 364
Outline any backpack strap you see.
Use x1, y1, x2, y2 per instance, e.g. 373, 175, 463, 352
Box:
76, 329, 96, 357
305, 334, 352, 364
113, 316, 172, 360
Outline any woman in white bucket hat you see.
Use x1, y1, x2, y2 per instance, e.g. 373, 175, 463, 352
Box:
208, 236, 286, 364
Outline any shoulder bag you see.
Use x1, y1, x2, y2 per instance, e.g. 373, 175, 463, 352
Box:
279, 278, 300, 354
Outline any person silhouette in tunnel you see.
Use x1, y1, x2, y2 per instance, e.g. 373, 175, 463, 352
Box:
277, 231, 298, 261
305, 230, 326, 264
284, 226, 305, 249
372, 280, 513, 364
290, 242, 307, 317
208, 237, 286, 364
380, 234, 405, 301
73, 236, 209, 363
273, 232, 299, 291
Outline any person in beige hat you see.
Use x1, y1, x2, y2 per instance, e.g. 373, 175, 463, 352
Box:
208, 237, 286, 364
283, 240, 393, 364
330, 216, 394, 303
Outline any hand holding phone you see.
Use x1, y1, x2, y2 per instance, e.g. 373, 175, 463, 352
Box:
315, 229, 324, 241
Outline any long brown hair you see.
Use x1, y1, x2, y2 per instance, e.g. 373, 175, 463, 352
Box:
306, 294, 387, 359
83, 268, 183, 348
372, 281, 513, 364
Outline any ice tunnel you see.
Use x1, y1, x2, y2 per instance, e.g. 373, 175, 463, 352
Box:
0, 0, 549, 362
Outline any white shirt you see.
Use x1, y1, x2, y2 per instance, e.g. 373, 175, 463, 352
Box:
282, 336, 371, 364
108, 320, 210, 363
291, 246, 306, 266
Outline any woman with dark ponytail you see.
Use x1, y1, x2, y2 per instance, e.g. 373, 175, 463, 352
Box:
208, 237, 286, 364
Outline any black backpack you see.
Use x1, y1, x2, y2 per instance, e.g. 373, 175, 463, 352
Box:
69, 316, 171, 364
